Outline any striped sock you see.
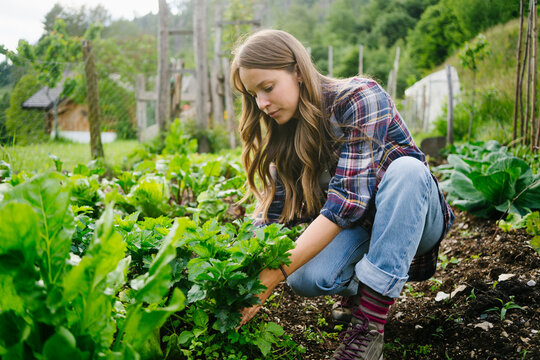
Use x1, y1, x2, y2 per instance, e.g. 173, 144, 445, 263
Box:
356, 287, 395, 333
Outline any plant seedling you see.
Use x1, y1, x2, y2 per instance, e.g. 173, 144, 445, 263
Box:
438, 254, 459, 270
485, 296, 524, 320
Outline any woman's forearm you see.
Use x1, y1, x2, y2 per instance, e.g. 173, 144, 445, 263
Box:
283, 214, 342, 275
262, 214, 342, 289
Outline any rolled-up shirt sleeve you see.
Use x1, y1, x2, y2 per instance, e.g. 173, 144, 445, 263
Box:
320, 81, 392, 228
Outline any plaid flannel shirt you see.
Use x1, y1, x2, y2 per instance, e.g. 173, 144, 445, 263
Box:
260, 78, 454, 281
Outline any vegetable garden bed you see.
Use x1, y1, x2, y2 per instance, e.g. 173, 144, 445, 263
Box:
265, 209, 539, 359
0, 135, 538, 359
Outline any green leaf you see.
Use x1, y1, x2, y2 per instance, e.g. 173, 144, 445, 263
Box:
130, 218, 189, 304
447, 154, 472, 174
4, 172, 75, 287
0, 310, 29, 351
193, 309, 209, 328
265, 322, 285, 336
254, 337, 272, 357
515, 176, 540, 210
449, 171, 485, 201
472, 171, 514, 204
178, 331, 194, 345
187, 284, 207, 303
212, 308, 240, 333
530, 236, 540, 254
0, 202, 40, 272
202, 160, 222, 177
128, 176, 171, 218
43, 327, 83, 360
123, 288, 185, 350
63, 205, 127, 301
48, 154, 63, 172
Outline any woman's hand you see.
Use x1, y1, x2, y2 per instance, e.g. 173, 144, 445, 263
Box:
239, 267, 284, 326
239, 215, 342, 326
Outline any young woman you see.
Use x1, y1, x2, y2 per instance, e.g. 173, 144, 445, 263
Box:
231, 29, 454, 360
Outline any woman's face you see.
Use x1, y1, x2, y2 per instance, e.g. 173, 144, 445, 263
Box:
239, 67, 301, 125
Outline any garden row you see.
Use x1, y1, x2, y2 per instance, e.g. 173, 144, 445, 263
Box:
1, 128, 539, 359
0, 122, 306, 359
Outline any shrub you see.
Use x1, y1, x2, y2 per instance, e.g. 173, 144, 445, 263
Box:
5, 74, 48, 144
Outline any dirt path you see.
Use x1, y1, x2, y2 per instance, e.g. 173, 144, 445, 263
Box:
265, 209, 540, 359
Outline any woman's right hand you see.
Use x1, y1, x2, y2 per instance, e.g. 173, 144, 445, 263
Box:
239, 267, 284, 326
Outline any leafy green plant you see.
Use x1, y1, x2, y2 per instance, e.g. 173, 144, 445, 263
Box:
439, 141, 540, 218
159, 218, 304, 359
429, 278, 443, 292
438, 254, 459, 270
525, 211, 540, 254
404, 283, 425, 298
163, 118, 198, 156
485, 296, 524, 320
0, 172, 184, 359
128, 174, 172, 218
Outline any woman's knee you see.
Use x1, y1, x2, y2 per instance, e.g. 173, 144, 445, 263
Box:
287, 263, 335, 297
382, 156, 430, 190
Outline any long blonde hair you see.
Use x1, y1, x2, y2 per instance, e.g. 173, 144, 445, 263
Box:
231, 29, 338, 224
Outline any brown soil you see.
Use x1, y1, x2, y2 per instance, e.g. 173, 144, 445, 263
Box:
264, 209, 540, 359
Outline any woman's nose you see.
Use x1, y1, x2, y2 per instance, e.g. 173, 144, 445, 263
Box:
256, 95, 270, 111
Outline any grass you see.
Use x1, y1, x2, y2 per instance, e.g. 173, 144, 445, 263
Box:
0, 139, 140, 173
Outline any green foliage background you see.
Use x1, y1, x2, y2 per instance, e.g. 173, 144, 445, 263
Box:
0, 0, 529, 145
4, 74, 47, 144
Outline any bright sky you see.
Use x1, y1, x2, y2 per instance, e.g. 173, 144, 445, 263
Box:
0, 0, 160, 61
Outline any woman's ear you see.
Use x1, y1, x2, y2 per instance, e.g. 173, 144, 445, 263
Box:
295, 64, 303, 83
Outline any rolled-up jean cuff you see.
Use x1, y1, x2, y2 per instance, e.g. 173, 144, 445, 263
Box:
355, 257, 408, 298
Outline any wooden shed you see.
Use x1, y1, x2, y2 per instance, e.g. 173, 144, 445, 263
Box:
22, 85, 117, 143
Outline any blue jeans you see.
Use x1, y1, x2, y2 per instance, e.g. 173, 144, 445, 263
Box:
287, 156, 444, 299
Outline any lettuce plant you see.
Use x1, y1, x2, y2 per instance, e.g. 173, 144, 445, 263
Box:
441, 143, 540, 218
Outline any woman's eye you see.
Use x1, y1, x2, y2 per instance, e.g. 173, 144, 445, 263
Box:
264, 86, 273, 93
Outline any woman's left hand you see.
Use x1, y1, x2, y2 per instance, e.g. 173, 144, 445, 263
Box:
239, 267, 284, 326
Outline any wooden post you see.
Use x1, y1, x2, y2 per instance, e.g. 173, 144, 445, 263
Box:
211, 0, 225, 126
194, 0, 210, 133
358, 44, 363, 75
222, 57, 236, 148
524, 0, 534, 145
82, 40, 104, 159
136, 74, 147, 141
391, 46, 400, 99
157, 0, 170, 132
513, 0, 525, 142
446, 65, 454, 145
171, 60, 184, 120
328, 46, 333, 77
530, 1, 538, 152
387, 69, 394, 97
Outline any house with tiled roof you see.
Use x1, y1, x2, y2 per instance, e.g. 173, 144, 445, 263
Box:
22, 83, 117, 143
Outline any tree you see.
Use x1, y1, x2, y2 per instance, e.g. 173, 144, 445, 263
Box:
43, 3, 111, 37
0, 61, 12, 87
370, 11, 415, 48
406, 2, 469, 70
5, 19, 83, 139
0, 93, 10, 143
